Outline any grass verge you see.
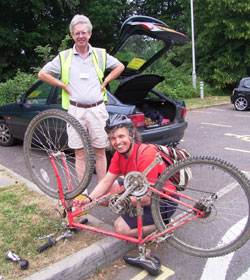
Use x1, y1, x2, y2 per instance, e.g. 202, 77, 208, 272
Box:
0, 172, 102, 280
184, 95, 230, 110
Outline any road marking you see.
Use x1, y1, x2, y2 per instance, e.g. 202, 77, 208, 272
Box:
209, 108, 227, 111
200, 217, 247, 280
238, 267, 250, 279
130, 270, 148, 280
130, 265, 175, 280
216, 181, 239, 199
235, 115, 250, 118
225, 147, 250, 154
225, 133, 250, 142
200, 252, 234, 280
156, 266, 175, 280
191, 111, 212, 114
201, 122, 232, 127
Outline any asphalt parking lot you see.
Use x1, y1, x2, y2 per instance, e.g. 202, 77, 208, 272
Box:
0, 104, 249, 280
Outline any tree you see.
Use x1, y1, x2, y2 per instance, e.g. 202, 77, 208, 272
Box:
0, 0, 134, 82
0, 0, 83, 81
128, 0, 188, 32
82, 0, 133, 50
177, 0, 250, 89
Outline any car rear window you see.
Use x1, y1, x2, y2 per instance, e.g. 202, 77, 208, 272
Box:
114, 34, 165, 71
243, 79, 250, 88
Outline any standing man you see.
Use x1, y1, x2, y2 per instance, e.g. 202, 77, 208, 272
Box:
38, 15, 125, 182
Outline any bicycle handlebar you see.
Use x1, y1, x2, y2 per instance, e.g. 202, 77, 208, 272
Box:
37, 239, 56, 253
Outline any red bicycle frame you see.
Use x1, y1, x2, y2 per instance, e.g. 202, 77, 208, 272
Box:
49, 154, 203, 246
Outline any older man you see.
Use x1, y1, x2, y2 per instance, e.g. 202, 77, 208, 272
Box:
38, 14, 125, 182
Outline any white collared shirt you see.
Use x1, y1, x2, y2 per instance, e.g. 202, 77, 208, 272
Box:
42, 44, 119, 104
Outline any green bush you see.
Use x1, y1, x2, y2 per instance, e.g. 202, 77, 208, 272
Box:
148, 51, 222, 99
0, 70, 37, 106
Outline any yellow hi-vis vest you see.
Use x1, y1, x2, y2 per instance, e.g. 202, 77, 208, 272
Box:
59, 47, 107, 110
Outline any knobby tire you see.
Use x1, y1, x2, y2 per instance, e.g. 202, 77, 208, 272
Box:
23, 109, 94, 200
151, 156, 250, 258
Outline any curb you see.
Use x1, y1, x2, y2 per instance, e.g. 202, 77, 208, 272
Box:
0, 164, 135, 280
24, 235, 134, 280
187, 102, 231, 111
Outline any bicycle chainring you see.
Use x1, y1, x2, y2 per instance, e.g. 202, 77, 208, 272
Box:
124, 171, 149, 198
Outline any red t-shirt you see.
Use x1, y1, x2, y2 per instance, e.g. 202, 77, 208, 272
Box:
108, 143, 166, 185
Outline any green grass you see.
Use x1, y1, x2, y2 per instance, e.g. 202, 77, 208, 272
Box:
0, 173, 103, 280
184, 95, 230, 110
0, 182, 61, 278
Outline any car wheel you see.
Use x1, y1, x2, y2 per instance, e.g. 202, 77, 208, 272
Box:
0, 120, 14, 146
234, 96, 249, 111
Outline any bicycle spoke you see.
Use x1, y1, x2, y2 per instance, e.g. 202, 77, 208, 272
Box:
151, 156, 250, 257
24, 110, 94, 200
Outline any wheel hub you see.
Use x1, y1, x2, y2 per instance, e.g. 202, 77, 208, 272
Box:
0, 124, 10, 142
194, 202, 212, 218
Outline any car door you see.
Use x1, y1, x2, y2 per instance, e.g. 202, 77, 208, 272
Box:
8, 81, 62, 139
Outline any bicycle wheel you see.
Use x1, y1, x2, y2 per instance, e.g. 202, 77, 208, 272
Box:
151, 156, 250, 258
24, 109, 94, 200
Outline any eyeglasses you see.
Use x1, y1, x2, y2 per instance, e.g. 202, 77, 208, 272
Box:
73, 31, 89, 37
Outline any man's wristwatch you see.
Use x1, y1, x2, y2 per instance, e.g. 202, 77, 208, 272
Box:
85, 194, 92, 202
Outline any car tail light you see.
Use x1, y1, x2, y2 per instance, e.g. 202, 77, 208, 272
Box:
128, 113, 145, 127
181, 107, 186, 119
140, 23, 153, 30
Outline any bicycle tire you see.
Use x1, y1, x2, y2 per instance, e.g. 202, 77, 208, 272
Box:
151, 156, 250, 258
23, 109, 94, 200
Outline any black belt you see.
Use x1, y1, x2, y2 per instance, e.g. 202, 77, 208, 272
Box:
70, 100, 103, 108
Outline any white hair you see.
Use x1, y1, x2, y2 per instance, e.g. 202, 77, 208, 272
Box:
69, 15, 93, 33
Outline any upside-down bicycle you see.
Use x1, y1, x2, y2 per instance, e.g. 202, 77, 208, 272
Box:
23, 109, 250, 275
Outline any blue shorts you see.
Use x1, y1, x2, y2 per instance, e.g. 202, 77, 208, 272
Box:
122, 196, 178, 229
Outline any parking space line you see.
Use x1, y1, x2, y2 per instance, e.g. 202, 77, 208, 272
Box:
156, 266, 175, 280
225, 133, 250, 142
238, 267, 250, 280
130, 265, 175, 280
235, 115, 250, 118
225, 147, 250, 154
208, 108, 227, 111
201, 217, 246, 280
130, 270, 148, 280
191, 111, 212, 114
201, 122, 232, 127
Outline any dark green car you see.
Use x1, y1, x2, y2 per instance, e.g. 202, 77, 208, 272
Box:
0, 15, 188, 147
